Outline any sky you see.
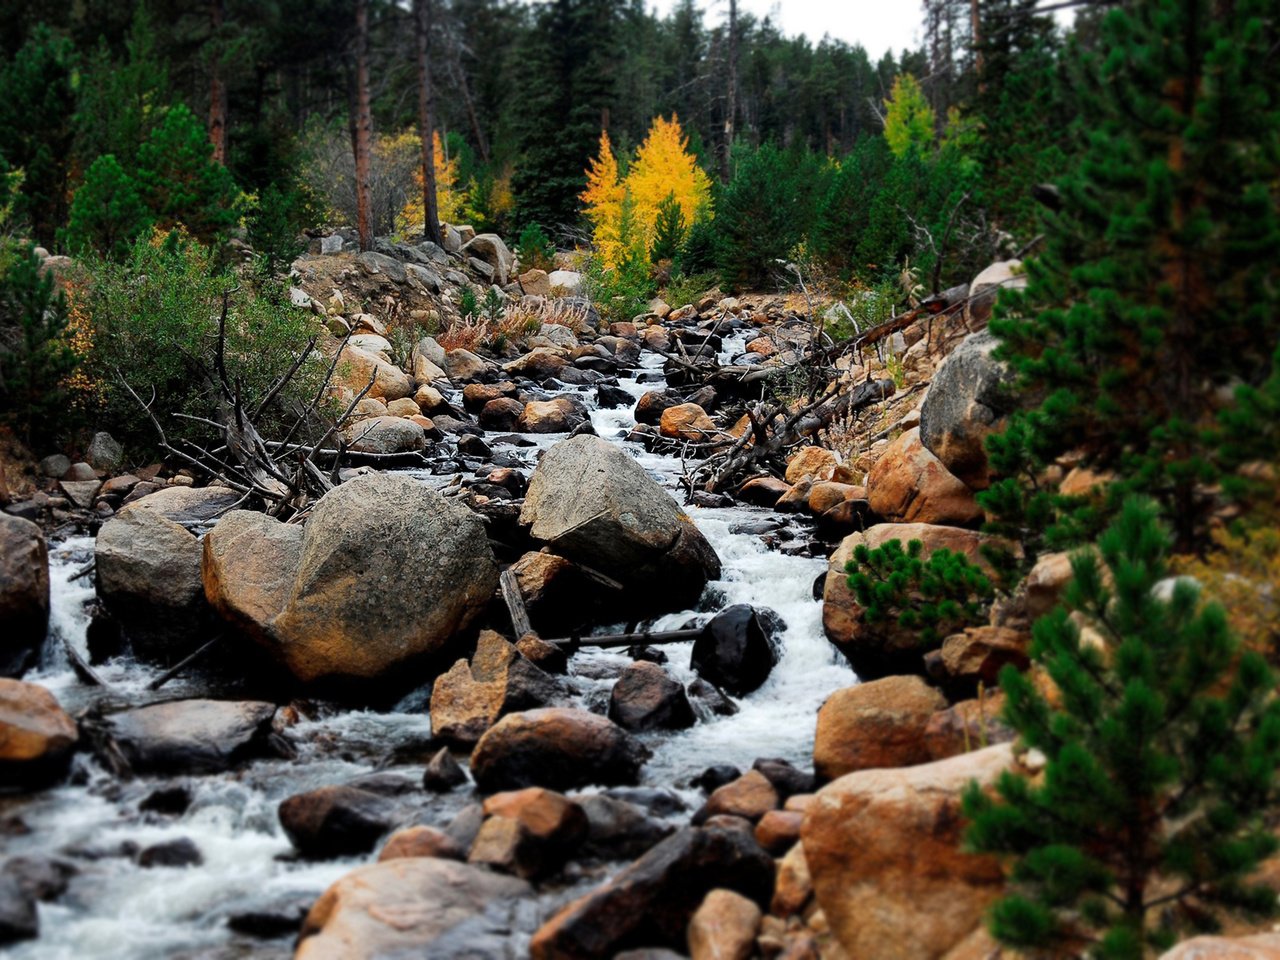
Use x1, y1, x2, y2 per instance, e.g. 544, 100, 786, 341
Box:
646, 0, 922, 59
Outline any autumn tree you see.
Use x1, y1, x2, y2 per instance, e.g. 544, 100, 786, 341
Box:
883, 73, 936, 158
580, 129, 626, 266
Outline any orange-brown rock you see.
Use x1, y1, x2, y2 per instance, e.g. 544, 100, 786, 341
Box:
813, 677, 947, 781
660, 403, 722, 442
1059, 465, 1113, 497
771, 841, 813, 916
687, 888, 762, 960
939, 626, 1029, 691
866, 428, 982, 526
470, 788, 588, 879
518, 397, 589, 434
746, 336, 777, 357
822, 524, 994, 680
328, 342, 413, 402
807, 482, 859, 516
377, 825, 464, 861
923, 692, 1014, 761
738, 476, 791, 508
0, 515, 49, 676
0, 678, 78, 788
785, 447, 839, 485
754, 809, 804, 854
775, 478, 814, 512
802, 744, 1013, 960
698, 770, 779, 823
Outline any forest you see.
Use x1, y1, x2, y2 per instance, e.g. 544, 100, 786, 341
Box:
2, 2, 1280, 960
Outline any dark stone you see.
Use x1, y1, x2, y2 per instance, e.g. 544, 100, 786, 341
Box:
602, 787, 688, 817
278, 786, 398, 859
578, 794, 675, 859
0, 874, 38, 945
3, 855, 76, 901
687, 678, 739, 717
689, 605, 781, 697
457, 434, 493, 459
102, 700, 278, 775
608, 662, 695, 732
691, 765, 741, 794
751, 758, 815, 799
138, 837, 203, 868
423, 746, 469, 792
596, 384, 634, 410
227, 899, 311, 939
140, 785, 192, 816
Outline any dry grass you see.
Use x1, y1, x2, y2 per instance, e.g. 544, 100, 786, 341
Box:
436, 298, 591, 352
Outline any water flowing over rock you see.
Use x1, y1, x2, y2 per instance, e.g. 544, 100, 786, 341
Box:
204, 473, 499, 689
295, 858, 532, 960
520, 435, 721, 613
690, 604, 780, 696
0, 515, 49, 677
101, 699, 277, 774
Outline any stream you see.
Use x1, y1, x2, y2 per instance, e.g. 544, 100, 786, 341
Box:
3, 330, 856, 960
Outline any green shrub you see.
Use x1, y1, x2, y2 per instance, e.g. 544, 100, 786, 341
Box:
582, 252, 655, 325
515, 221, 556, 273
963, 498, 1280, 958
459, 284, 479, 319
649, 191, 686, 264
0, 240, 80, 440
247, 181, 320, 276
846, 538, 994, 647
674, 209, 718, 277
663, 270, 717, 311
135, 104, 241, 242
62, 154, 153, 259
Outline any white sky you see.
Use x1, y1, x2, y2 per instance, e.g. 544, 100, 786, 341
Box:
646, 0, 923, 59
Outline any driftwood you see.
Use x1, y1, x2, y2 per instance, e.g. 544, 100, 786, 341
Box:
499, 568, 534, 639
147, 635, 225, 691
548, 627, 704, 651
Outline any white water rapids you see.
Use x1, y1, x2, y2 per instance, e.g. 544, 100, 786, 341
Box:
4, 331, 856, 960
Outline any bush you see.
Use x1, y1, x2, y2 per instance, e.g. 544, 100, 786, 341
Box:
515, 221, 556, 273
247, 181, 320, 275
62, 154, 153, 259
674, 209, 718, 277
649, 191, 686, 264
85, 233, 320, 447
964, 498, 1280, 958
582, 252, 655, 325
846, 538, 994, 647
0, 240, 80, 439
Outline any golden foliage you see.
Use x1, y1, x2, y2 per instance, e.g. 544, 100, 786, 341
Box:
1175, 522, 1280, 662
398, 130, 468, 235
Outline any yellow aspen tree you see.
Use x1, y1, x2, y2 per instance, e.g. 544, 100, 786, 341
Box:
625, 114, 711, 246
581, 129, 625, 266
399, 130, 466, 234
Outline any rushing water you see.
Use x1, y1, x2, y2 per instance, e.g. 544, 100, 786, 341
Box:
5, 329, 855, 959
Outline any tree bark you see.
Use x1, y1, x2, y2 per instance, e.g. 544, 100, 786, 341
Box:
721, 0, 737, 181
414, 0, 444, 246
208, 0, 228, 164
352, 0, 374, 252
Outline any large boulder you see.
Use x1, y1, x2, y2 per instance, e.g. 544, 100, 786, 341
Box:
822, 524, 994, 679
205, 474, 499, 688
95, 486, 241, 662
520, 436, 720, 612
295, 858, 532, 960
461, 234, 515, 286
690, 604, 780, 696
1158, 935, 1280, 959
470, 708, 650, 793
518, 396, 589, 434
340, 415, 426, 454
967, 259, 1026, 326
687, 889, 762, 960
608, 661, 695, 732
918, 330, 1015, 489
330, 342, 413, 402
813, 677, 947, 781
867, 427, 983, 526
102, 699, 277, 774
0, 679, 78, 788
529, 825, 775, 960
85, 431, 124, 473
802, 743, 1013, 960
470, 787, 589, 880
0, 516, 48, 677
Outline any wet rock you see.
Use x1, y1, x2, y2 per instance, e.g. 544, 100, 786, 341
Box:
228, 899, 312, 939
444, 803, 486, 850
690, 604, 779, 697
0, 516, 49, 677
0, 874, 38, 945
529, 825, 774, 959
693, 765, 741, 794
687, 678, 738, 717
139, 785, 192, 816
0, 679, 78, 788
596, 383, 634, 409
520, 435, 720, 613
577, 794, 674, 859
814, 677, 947, 781
470, 787, 588, 880
2, 855, 76, 901
510, 552, 601, 636
822, 524, 995, 679
866, 427, 982, 526
341, 415, 426, 453
688, 888, 761, 960
751, 758, 814, 799
138, 837, 203, 868
430, 632, 560, 748
104, 699, 276, 775
604, 787, 688, 817
695, 770, 779, 824
518, 396, 589, 433
470, 708, 650, 793
480, 397, 525, 432
253, 473, 498, 687
279, 785, 399, 859
802, 744, 1013, 960
456, 433, 492, 458
505, 347, 570, 380
516, 634, 569, 674
422, 746, 469, 792
754, 809, 803, 854
609, 661, 695, 732
918, 330, 1015, 489
659, 403, 721, 442
635, 390, 680, 426
378, 825, 464, 862
736, 476, 790, 508
295, 858, 531, 960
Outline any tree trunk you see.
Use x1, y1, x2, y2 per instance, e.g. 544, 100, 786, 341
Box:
352, 0, 374, 252
414, 0, 443, 246
721, 0, 737, 181
208, 0, 228, 164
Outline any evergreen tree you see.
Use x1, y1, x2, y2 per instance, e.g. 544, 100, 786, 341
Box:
649, 191, 685, 264
813, 136, 893, 278
0, 25, 76, 249
882, 73, 935, 159
62, 155, 152, 259
964, 498, 1280, 958
979, 0, 1280, 557
135, 103, 241, 241
715, 142, 810, 290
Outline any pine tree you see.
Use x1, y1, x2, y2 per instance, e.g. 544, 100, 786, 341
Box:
979, 0, 1280, 556
649, 191, 685, 264
135, 103, 241, 242
964, 498, 1280, 959
62, 154, 153, 259
715, 143, 809, 291
882, 73, 935, 159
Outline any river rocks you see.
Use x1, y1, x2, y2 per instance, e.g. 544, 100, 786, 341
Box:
279, 785, 399, 859
823, 524, 994, 679
530, 825, 774, 959
813, 677, 947, 781
608, 661, 695, 732
737, 476, 791, 508
85, 431, 124, 473
423, 746, 469, 791
480, 397, 525, 431
505, 347, 570, 380
296, 858, 532, 960
967, 259, 1026, 325
379, 825, 464, 861
520, 436, 720, 613
138, 837, 203, 868
430, 633, 559, 748
659, 403, 720, 441
470, 787, 588, 879
785, 447, 839, 485
330, 343, 413, 402
0, 874, 38, 945
577, 794, 674, 859
754, 809, 803, 854
867, 427, 983, 526
511, 551, 599, 636
341, 415, 427, 453
103, 699, 276, 774
937, 626, 1029, 694
518, 396, 589, 433
202, 509, 304, 642
470, 708, 650, 793
690, 604, 779, 696
918, 330, 1015, 489
1158, 934, 1280, 959
445, 348, 489, 382
0, 516, 48, 677
0, 679, 78, 788
635, 390, 680, 425
696, 770, 779, 823
461, 234, 514, 285
688, 889, 762, 960
260, 473, 498, 687
802, 743, 1013, 960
